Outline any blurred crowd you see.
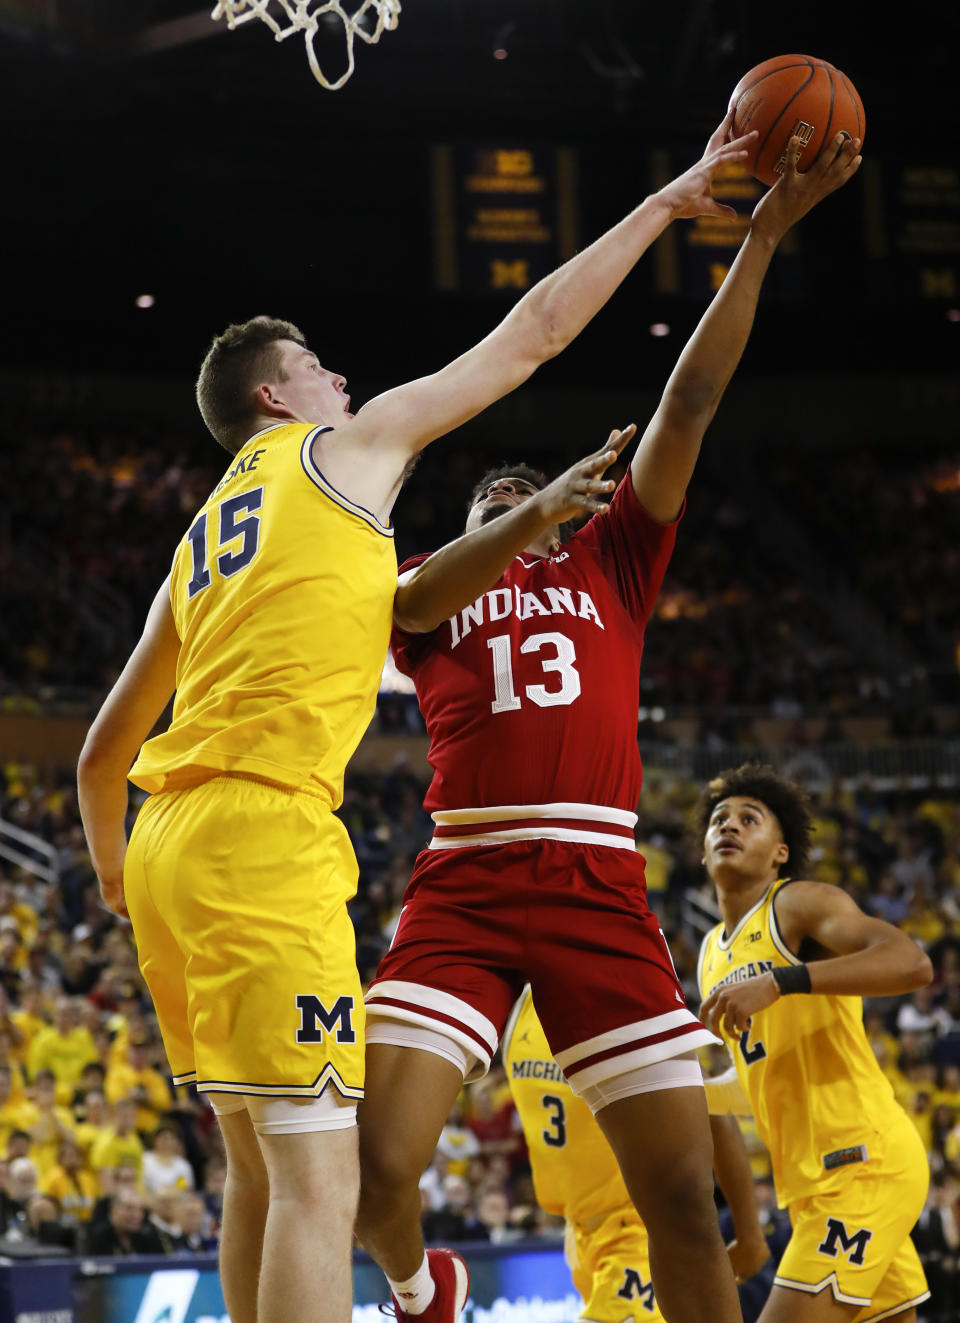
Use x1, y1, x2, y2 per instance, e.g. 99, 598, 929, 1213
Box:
3, 428, 958, 720
1, 757, 959, 1318
1, 411, 958, 1315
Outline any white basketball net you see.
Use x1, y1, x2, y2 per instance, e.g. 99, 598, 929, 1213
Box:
211, 0, 401, 91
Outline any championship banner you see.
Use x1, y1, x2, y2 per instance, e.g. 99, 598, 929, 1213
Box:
862, 158, 960, 302
433, 143, 579, 295
649, 151, 803, 299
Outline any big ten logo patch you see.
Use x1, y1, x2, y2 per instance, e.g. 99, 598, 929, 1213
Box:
616, 1267, 656, 1313
295, 995, 356, 1044
817, 1217, 873, 1266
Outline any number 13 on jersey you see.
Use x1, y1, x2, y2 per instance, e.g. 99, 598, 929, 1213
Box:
487, 632, 581, 713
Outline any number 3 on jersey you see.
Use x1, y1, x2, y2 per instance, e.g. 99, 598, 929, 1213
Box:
541, 1095, 567, 1147
487, 631, 581, 713
186, 487, 264, 599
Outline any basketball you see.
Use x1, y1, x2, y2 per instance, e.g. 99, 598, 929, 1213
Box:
730, 54, 865, 187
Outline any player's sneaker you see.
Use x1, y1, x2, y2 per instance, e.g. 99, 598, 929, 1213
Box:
388, 1249, 470, 1322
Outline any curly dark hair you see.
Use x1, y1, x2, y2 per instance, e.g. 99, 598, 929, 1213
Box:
691, 763, 814, 878
195, 316, 307, 455
467, 462, 577, 543
467, 463, 549, 509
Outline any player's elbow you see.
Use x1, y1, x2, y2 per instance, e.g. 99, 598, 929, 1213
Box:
392, 592, 440, 636
664, 372, 722, 422
538, 316, 567, 364
889, 934, 935, 991
77, 728, 125, 785
392, 608, 436, 635
517, 291, 568, 365
77, 736, 104, 783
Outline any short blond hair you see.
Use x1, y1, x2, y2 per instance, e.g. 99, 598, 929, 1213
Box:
195, 316, 306, 454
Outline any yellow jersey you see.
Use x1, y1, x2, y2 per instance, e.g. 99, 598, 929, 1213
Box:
0, 1097, 39, 1151
130, 423, 397, 806
39, 1165, 100, 1220
698, 878, 911, 1207
27, 1025, 98, 1089
104, 1063, 172, 1133
502, 987, 631, 1226
89, 1128, 144, 1177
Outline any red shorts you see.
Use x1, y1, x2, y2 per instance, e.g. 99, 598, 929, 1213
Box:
365, 839, 715, 1093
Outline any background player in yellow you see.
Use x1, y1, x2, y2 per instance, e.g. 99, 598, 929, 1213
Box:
76, 117, 758, 1323
503, 986, 771, 1322
697, 764, 933, 1323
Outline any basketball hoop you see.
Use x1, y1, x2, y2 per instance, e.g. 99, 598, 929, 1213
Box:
210, 0, 401, 91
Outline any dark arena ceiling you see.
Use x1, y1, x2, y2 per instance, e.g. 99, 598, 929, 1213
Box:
4, 1, 959, 389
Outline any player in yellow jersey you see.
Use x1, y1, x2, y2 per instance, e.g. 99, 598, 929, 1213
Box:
77, 116, 759, 1323
503, 987, 771, 1322
696, 764, 934, 1323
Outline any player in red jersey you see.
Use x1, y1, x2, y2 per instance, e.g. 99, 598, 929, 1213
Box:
355, 134, 862, 1323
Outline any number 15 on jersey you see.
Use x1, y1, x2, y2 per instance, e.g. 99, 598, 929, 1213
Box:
186, 487, 264, 599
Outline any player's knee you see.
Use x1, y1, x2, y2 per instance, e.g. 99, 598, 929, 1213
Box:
259, 1122, 359, 1211
357, 1138, 422, 1218
224, 1150, 269, 1195
358, 1143, 419, 1202
625, 1144, 716, 1237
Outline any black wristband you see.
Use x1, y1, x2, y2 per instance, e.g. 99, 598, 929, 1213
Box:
772, 963, 812, 995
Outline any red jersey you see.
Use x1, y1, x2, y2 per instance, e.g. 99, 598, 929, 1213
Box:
392, 476, 678, 830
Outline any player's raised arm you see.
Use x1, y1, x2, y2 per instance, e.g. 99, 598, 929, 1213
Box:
394, 428, 633, 633
77, 579, 180, 918
629, 131, 862, 523
701, 881, 932, 1039
349, 118, 757, 461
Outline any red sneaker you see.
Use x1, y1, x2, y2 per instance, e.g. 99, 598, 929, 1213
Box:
389, 1249, 470, 1322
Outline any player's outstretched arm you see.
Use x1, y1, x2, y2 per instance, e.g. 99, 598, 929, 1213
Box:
629, 131, 862, 522
709, 1114, 771, 1284
701, 880, 932, 1038
351, 118, 757, 462
77, 579, 180, 918
394, 428, 633, 633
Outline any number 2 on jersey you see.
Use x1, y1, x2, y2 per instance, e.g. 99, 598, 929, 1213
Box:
487, 632, 581, 713
738, 1024, 767, 1066
186, 487, 264, 599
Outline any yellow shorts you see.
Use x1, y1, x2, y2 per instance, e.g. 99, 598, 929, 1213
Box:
124, 775, 365, 1101
775, 1119, 930, 1321
567, 1208, 663, 1322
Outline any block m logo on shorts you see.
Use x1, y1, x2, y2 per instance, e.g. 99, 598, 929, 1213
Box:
295, 994, 357, 1044
616, 1267, 656, 1312
817, 1217, 873, 1266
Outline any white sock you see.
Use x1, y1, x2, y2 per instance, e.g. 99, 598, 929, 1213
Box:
388, 1254, 436, 1316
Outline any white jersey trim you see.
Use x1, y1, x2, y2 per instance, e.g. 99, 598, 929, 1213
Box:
769, 882, 804, 965
196, 1062, 363, 1100
555, 1008, 701, 1068
241, 422, 288, 446
696, 928, 714, 999
714, 882, 776, 951
772, 1272, 870, 1307
565, 1028, 719, 1092
855, 1293, 932, 1322
428, 826, 637, 850
365, 979, 499, 1056
432, 802, 638, 828
299, 429, 395, 537
429, 803, 638, 851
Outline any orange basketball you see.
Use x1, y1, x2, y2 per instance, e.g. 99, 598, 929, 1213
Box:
730, 54, 865, 187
